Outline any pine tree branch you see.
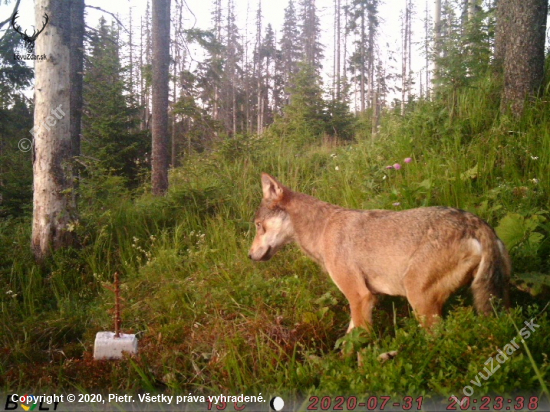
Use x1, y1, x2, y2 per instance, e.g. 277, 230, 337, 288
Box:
0, 0, 22, 41
84, 4, 129, 34
177, 0, 197, 29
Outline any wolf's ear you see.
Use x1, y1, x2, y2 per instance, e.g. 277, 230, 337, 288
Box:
261, 173, 284, 204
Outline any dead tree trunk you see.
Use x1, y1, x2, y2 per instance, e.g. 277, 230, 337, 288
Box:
151, 0, 171, 195
360, 9, 365, 112
32, 0, 81, 261
336, 0, 341, 100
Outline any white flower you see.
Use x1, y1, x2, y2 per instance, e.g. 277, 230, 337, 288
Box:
335, 166, 339, 171
532, 178, 539, 184
531, 156, 539, 160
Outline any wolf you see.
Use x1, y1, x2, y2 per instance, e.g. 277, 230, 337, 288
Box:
249, 173, 511, 333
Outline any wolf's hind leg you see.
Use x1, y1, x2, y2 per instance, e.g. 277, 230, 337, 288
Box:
404, 275, 446, 329
408, 295, 444, 329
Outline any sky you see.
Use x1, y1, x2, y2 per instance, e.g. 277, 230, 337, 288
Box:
0, 0, 429, 106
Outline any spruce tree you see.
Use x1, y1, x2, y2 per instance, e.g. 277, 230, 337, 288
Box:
82, 17, 148, 186
298, 0, 324, 70
279, 0, 301, 104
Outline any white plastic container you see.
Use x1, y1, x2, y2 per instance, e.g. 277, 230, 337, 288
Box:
93, 331, 138, 360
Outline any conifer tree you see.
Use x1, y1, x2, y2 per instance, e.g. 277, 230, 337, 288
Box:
223, 0, 242, 135
347, 0, 378, 112
83, 18, 148, 185
298, 0, 324, 70
260, 24, 277, 127
279, 0, 301, 104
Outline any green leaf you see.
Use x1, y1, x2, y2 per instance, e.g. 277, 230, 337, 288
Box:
495, 213, 545, 251
460, 164, 478, 181
528, 232, 544, 246
495, 213, 527, 250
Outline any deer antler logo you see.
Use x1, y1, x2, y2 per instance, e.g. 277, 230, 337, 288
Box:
11, 11, 49, 54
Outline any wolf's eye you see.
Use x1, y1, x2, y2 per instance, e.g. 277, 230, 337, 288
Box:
255, 222, 261, 230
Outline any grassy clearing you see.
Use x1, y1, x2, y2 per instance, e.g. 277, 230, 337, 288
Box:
1, 83, 550, 402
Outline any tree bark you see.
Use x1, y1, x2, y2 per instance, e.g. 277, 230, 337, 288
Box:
499, 0, 547, 116
32, 0, 80, 261
151, 0, 171, 195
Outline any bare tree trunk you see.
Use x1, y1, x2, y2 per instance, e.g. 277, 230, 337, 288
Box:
171, 38, 177, 167
244, 3, 251, 134
232, 84, 237, 136
424, 0, 430, 98
32, 0, 81, 262
366, 2, 375, 111
360, 9, 365, 112
144, 2, 152, 130
227, 0, 237, 136
433, 0, 441, 85
332, 0, 336, 101
213, 0, 222, 121
407, 0, 412, 102
401, 0, 412, 116
129, 7, 134, 94
336, 0, 341, 100
343, 0, 348, 77
401, 5, 409, 116
140, 16, 146, 130
171, 0, 184, 165
151, 0, 171, 195
500, 0, 547, 117
371, 89, 379, 137
256, 0, 263, 135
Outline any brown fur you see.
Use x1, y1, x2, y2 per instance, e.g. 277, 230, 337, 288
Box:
249, 173, 511, 333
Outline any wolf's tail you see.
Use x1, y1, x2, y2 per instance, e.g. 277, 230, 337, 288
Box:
471, 227, 511, 315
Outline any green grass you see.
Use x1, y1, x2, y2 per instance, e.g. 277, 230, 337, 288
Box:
1, 80, 550, 404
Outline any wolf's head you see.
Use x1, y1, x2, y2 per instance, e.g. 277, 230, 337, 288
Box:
248, 173, 295, 261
